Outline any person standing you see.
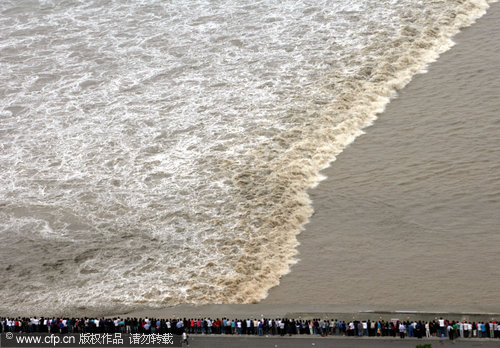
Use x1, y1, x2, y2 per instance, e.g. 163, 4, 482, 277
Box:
438, 318, 445, 337
237, 319, 242, 335
181, 331, 189, 346
448, 322, 454, 340
399, 322, 406, 339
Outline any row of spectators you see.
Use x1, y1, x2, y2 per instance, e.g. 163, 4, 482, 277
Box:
1, 317, 499, 340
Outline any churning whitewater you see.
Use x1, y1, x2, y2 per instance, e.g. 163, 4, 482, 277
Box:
0, 0, 494, 314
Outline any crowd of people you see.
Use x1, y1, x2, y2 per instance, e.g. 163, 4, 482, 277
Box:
1, 316, 499, 340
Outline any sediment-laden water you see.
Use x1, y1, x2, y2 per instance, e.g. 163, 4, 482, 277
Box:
0, 0, 496, 314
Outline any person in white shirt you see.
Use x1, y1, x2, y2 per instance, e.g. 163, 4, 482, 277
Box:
181, 331, 188, 346
362, 321, 368, 336
438, 318, 445, 337
399, 323, 406, 339
349, 321, 355, 336
206, 318, 212, 334
7, 319, 13, 332
236, 320, 242, 335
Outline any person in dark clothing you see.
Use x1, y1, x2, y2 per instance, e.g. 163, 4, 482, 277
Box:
416, 321, 423, 338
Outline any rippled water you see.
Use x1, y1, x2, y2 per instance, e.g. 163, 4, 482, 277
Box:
263, 0, 500, 310
0, 0, 495, 314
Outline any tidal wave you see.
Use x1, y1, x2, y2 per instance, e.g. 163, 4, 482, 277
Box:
0, 0, 495, 315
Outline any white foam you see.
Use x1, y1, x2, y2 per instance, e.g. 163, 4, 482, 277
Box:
0, 0, 495, 314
